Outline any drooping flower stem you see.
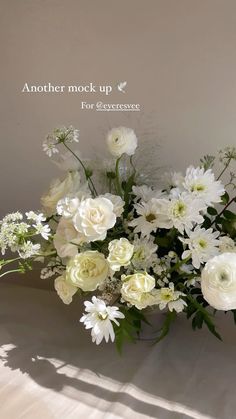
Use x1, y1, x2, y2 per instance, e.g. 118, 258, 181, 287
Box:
63, 142, 98, 197
216, 158, 231, 181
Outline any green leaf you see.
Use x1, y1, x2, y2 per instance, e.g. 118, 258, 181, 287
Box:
222, 210, 236, 220
207, 207, 218, 216
114, 317, 136, 354
221, 192, 230, 205
114, 306, 150, 354
153, 311, 176, 344
187, 296, 222, 341
202, 216, 212, 229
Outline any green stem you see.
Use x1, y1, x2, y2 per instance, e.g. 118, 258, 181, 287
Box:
217, 159, 231, 181
115, 157, 123, 198
0, 257, 21, 267
0, 269, 23, 278
63, 142, 98, 197
210, 194, 236, 227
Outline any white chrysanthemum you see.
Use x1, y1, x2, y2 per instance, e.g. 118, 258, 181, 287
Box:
219, 236, 236, 253
66, 251, 109, 291
54, 218, 85, 258
155, 283, 187, 312
132, 185, 165, 202
41, 171, 81, 216
101, 193, 125, 217
108, 238, 134, 271
166, 193, 205, 233
80, 296, 125, 345
73, 197, 116, 242
54, 274, 78, 304
183, 166, 225, 206
106, 127, 138, 157
201, 253, 236, 310
162, 171, 184, 190
129, 198, 172, 237
180, 226, 220, 269
131, 235, 158, 270
18, 241, 41, 259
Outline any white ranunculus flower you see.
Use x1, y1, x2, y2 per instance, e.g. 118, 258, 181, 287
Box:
54, 274, 78, 304
108, 238, 134, 271
201, 252, 236, 310
121, 272, 158, 309
106, 127, 138, 157
73, 197, 116, 242
41, 171, 81, 216
53, 217, 85, 259
101, 193, 125, 217
66, 251, 109, 291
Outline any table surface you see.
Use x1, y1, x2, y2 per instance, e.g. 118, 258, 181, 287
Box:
0, 282, 235, 419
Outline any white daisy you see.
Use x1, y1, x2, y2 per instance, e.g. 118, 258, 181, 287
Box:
183, 166, 225, 206
180, 226, 220, 269
129, 198, 172, 236
132, 185, 165, 202
80, 296, 125, 345
166, 192, 205, 233
162, 171, 184, 190
155, 282, 187, 312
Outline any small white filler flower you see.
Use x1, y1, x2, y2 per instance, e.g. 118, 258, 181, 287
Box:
80, 296, 125, 345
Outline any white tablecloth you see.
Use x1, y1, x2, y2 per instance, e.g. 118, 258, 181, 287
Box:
0, 282, 236, 419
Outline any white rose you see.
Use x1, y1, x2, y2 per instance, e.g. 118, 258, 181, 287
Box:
121, 272, 157, 309
106, 127, 138, 157
73, 197, 116, 242
54, 274, 77, 304
108, 238, 134, 271
53, 217, 85, 259
201, 252, 236, 310
41, 171, 81, 216
66, 250, 109, 291
57, 197, 81, 219
102, 193, 125, 217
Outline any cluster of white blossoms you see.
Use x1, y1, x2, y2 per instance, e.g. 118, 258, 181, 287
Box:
0, 211, 51, 259
2, 125, 236, 347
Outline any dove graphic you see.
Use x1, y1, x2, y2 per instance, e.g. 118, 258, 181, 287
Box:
117, 81, 127, 93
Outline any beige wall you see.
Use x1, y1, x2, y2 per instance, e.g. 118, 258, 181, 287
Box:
1, 0, 236, 287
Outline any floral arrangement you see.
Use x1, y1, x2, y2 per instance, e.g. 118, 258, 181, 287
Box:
1, 126, 236, 350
